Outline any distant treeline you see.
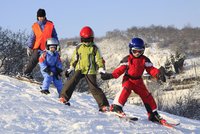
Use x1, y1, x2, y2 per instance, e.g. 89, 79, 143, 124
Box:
61, 25, 200, 56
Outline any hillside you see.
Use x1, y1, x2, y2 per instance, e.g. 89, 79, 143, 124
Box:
0, 75, 200, 133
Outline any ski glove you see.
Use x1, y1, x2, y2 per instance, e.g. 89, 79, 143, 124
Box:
100, 73, 113, 80
55, 67, 63, 80
157, 72, 166, 82
56, 67, 63, 74
98, 68, 106, 74
44, 67, 53, 76
55, 72, 62, 80
27, 47, 33, 57
65, 68, 73, 78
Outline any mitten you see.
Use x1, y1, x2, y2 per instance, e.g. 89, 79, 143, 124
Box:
56, 67, 63, 74
100, 73, 113, 80
44, 67, 53, 76
65, 68, 73, 78
157, 72, 166, 82
27, 47, 33, 57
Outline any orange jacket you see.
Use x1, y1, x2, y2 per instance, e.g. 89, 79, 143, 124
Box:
32, 21, 54, 50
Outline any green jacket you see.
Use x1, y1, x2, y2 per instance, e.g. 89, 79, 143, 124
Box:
70, 42, 104, 74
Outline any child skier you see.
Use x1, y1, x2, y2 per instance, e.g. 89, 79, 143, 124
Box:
101, 37, 166, 123
59, 26, 109, 111
39, 38, 63, 96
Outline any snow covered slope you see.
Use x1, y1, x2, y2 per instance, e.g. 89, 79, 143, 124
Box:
0, 75, 200, 133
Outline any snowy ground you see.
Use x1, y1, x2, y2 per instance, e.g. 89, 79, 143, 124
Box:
0, 75, 200, 134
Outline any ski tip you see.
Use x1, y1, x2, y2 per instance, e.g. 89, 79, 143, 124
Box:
118, 116, 138, 121
161, 122, 180, 128
130, 117, 139, 121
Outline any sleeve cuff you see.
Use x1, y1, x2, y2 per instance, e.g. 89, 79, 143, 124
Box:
98, 68, 106, 73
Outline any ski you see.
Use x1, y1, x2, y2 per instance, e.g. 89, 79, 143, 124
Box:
158, 119, 180, 128
105, 111, 138, 123
118, 115, 139, 123
113, 112, 138, 121
161, 122, 180, 128
14, 75, 42, 85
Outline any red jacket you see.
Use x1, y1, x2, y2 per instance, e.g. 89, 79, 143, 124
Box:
112, 54, 159, 80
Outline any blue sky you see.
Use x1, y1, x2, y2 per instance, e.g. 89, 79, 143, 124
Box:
1, 0, 200, 39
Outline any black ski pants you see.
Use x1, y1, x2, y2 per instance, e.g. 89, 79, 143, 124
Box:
61, 70, 109, 108
24, 50, 40, 75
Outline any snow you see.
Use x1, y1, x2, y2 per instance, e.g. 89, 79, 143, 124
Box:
0, 75, 200, 133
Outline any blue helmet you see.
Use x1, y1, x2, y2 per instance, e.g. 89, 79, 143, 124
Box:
129, 37, 145, 51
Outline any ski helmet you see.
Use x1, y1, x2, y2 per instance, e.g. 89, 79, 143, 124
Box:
129, 37, 145, 57
129, 37, 145, 50
80, 26, 94, 38
46, 38, 59, 50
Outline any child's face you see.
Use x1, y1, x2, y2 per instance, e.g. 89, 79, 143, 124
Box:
131, 50, 143, 57
49, 45, 57, 52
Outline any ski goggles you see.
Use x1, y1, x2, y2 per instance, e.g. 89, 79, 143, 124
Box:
131, 50, 144, 54
49, 45, 57, 48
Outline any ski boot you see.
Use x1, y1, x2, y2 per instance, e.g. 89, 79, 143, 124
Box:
99, 105, 110, 112
59, 97, 70, 106
40, 90, 50, 95
148, 111, 166, 124
110, 104, 126, 117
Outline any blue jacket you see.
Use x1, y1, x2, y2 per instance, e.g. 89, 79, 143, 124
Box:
39, 50, 63, 95
28, 20, 58, 49
39, 50, 62, 74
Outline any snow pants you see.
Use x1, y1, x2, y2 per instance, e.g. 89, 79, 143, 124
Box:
113, 78, 157, 113
41, 72, 63, 96
61, 70, 109, 108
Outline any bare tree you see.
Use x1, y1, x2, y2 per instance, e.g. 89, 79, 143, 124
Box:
0, 27, 29, 75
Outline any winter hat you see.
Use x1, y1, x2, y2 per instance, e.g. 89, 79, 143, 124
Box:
37, 8, 46, 17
